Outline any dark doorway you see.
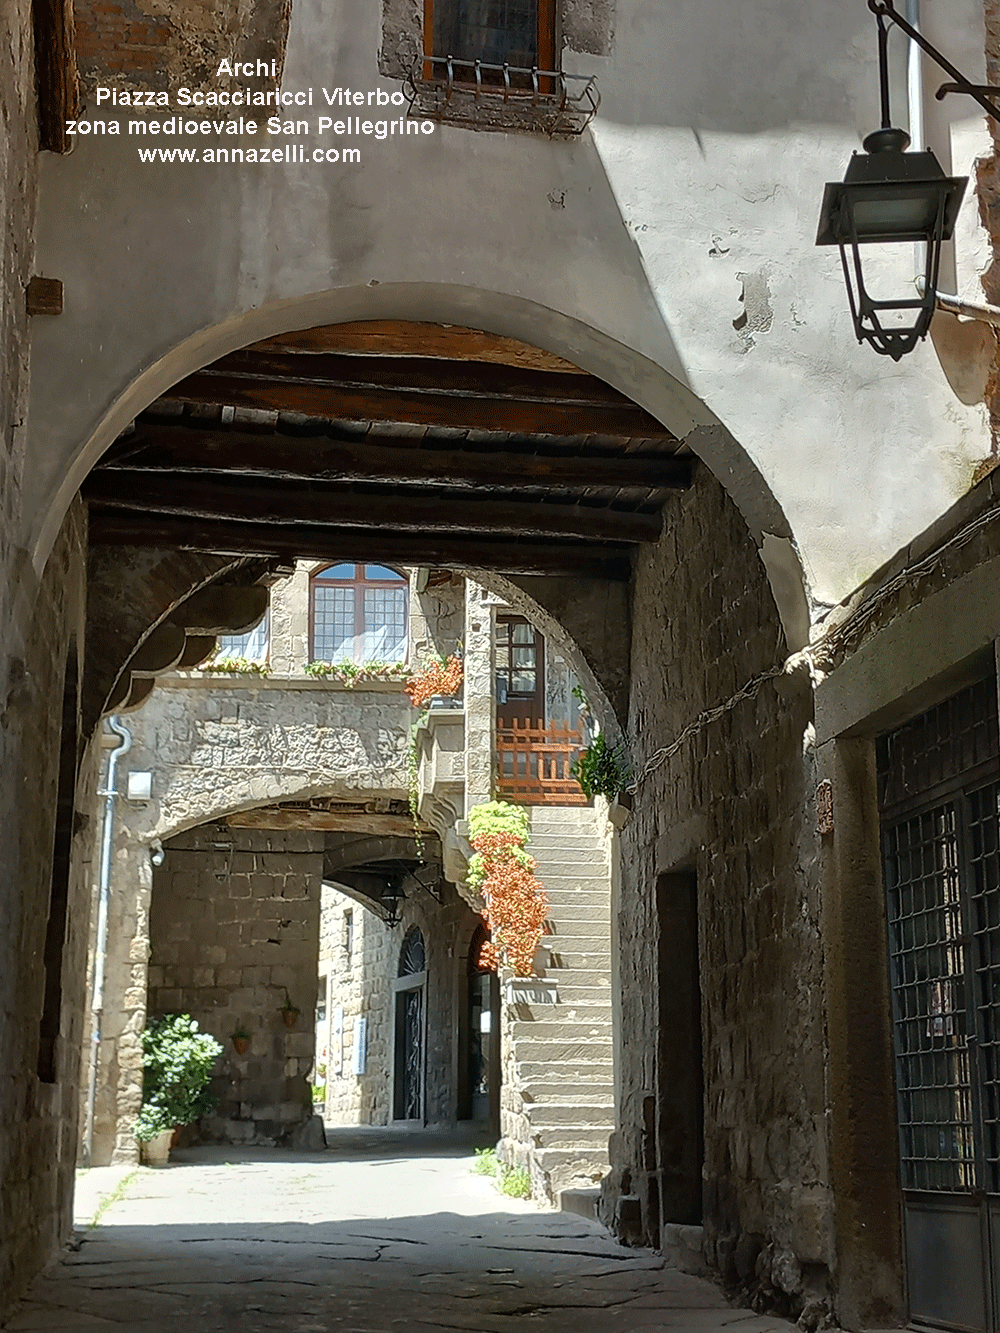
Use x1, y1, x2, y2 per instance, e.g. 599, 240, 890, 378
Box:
37, 650, 79, 1084
465, 924, 501, 1133
655, 871, 704, 1232
878, 675, 1000, 1333
393, 928, 427, 1123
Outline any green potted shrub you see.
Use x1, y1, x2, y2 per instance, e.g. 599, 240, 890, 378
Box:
134, 1014, 223, 1166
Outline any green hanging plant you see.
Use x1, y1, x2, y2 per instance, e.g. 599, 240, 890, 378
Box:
570, 733, 633, 801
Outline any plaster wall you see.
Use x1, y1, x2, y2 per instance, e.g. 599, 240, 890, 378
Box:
23, 0, 995, 614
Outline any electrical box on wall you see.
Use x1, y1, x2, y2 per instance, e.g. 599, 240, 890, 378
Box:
126, 771, 152, 802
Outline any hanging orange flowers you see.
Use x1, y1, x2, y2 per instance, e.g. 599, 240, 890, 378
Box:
472, 829, 548, 978
404, 654, 464, 708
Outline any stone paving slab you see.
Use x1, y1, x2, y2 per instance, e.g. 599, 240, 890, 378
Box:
4, 1128, 800, 1333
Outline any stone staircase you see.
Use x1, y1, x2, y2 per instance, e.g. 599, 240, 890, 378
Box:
500, 805, 615, 1202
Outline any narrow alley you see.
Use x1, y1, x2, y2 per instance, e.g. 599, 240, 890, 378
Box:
7, 1130, 800, 1333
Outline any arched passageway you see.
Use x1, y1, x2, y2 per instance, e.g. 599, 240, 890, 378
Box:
13, 313, 842, 1326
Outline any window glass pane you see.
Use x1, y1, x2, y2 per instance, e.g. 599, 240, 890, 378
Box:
511, 669, 536, 693
512, 622, 534, 644
363, 586, 407, 662
512, 646, 535, 667
313, 585, 355, 660
217, 612, 269, 662
433, 0, 539, 67
364, 565, 405, 582
316, 563, 355, 581
495, 623, 510, 646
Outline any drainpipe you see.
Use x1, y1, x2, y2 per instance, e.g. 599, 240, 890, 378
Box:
82, 716, 132, 1165
906, 0, 928, 279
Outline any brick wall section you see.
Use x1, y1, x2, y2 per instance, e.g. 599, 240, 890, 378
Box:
73, 0, 292, 97
147, 825, 324, 1145
606, 468, 829, 1317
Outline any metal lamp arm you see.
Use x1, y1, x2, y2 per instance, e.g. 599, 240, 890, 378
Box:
868, 0, 1000, 124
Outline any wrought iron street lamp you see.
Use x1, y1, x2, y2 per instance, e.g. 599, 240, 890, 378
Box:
381, 880, 405, 927
817, 2, 967, 359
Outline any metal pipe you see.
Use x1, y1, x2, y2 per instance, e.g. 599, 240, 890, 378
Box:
935, 290, 1000, 326
82, 716, 132, 1165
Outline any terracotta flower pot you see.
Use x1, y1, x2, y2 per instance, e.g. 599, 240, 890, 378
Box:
280, 1007, 300, 1029
232, 1035, 251, 1055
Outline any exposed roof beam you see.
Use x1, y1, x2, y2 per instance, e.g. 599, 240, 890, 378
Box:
249, 320, 583, 372
163, 366, 672, 436
87, 510, 633, 578
216, 350, 636, 404
83, 472, 662, 543
33, 0, 78, 153
101, 424, 692, 491
228, 808, 421, 835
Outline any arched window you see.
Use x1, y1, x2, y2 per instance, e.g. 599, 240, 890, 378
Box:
310, 563, 408, 664
398, 927, 426, 977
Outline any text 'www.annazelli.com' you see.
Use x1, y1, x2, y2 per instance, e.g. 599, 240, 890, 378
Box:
135, 145, 363, 164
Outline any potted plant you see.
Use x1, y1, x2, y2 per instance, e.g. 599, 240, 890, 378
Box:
133, 1014, 223, 1166
230, 1023, 251, 1056
278, 988, 300, 1029
404, 653, 464, 708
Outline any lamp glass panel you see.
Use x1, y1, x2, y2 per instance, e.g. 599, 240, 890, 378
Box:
850, 190, 942, 239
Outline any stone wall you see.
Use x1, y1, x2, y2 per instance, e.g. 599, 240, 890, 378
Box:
318, 887, 393, 1125
606, 467, 830, 1320
0, 503, 96, 1314
148, 824, 324, 1146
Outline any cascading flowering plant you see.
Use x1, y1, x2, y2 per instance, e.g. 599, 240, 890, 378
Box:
404, 653, 464, 708
467, 801, 548, 977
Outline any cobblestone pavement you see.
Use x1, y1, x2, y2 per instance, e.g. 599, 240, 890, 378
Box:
5, 1129, 797, 1333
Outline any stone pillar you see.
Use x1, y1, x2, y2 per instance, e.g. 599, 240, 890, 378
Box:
816, 737, 905, 1330
90, 830, 151, 1166
463, 583, 495, 813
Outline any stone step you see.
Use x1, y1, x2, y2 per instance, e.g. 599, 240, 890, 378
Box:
515, 1039, 614, 1064
521, 1081, 615, 1103
552, 983, 613, 1001
517, 1059, 615, 1082
543, 924, 612, 944
510, 1019, 612, 1041
516, 1003, 613, 1023
541, 952, 614, 971
542, 874, 610, 887
543, 902, 610, 920
532, 1125, 613, 1150
531, 1146, 611, 1183
531, 852, 607, 868
525, 1101, 614, 1125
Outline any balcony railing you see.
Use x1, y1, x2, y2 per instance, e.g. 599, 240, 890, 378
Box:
496, 718, 587, 806
407, 56, 599, 136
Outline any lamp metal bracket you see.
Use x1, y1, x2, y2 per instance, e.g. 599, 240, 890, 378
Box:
869, 0, 1000, 124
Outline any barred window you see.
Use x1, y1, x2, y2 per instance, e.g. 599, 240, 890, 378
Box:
310, 564, 408, 663
427, 0, 555, 71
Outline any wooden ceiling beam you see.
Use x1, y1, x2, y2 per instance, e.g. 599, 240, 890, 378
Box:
248, 320, 583, 372
86, 511, 633, 579
100, 424, 692, 490
215, 349, 635, 405
83, 471, 662, 543
228, 808, 421, 835
33, 0, 78, 153
162, 370, 672, 437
